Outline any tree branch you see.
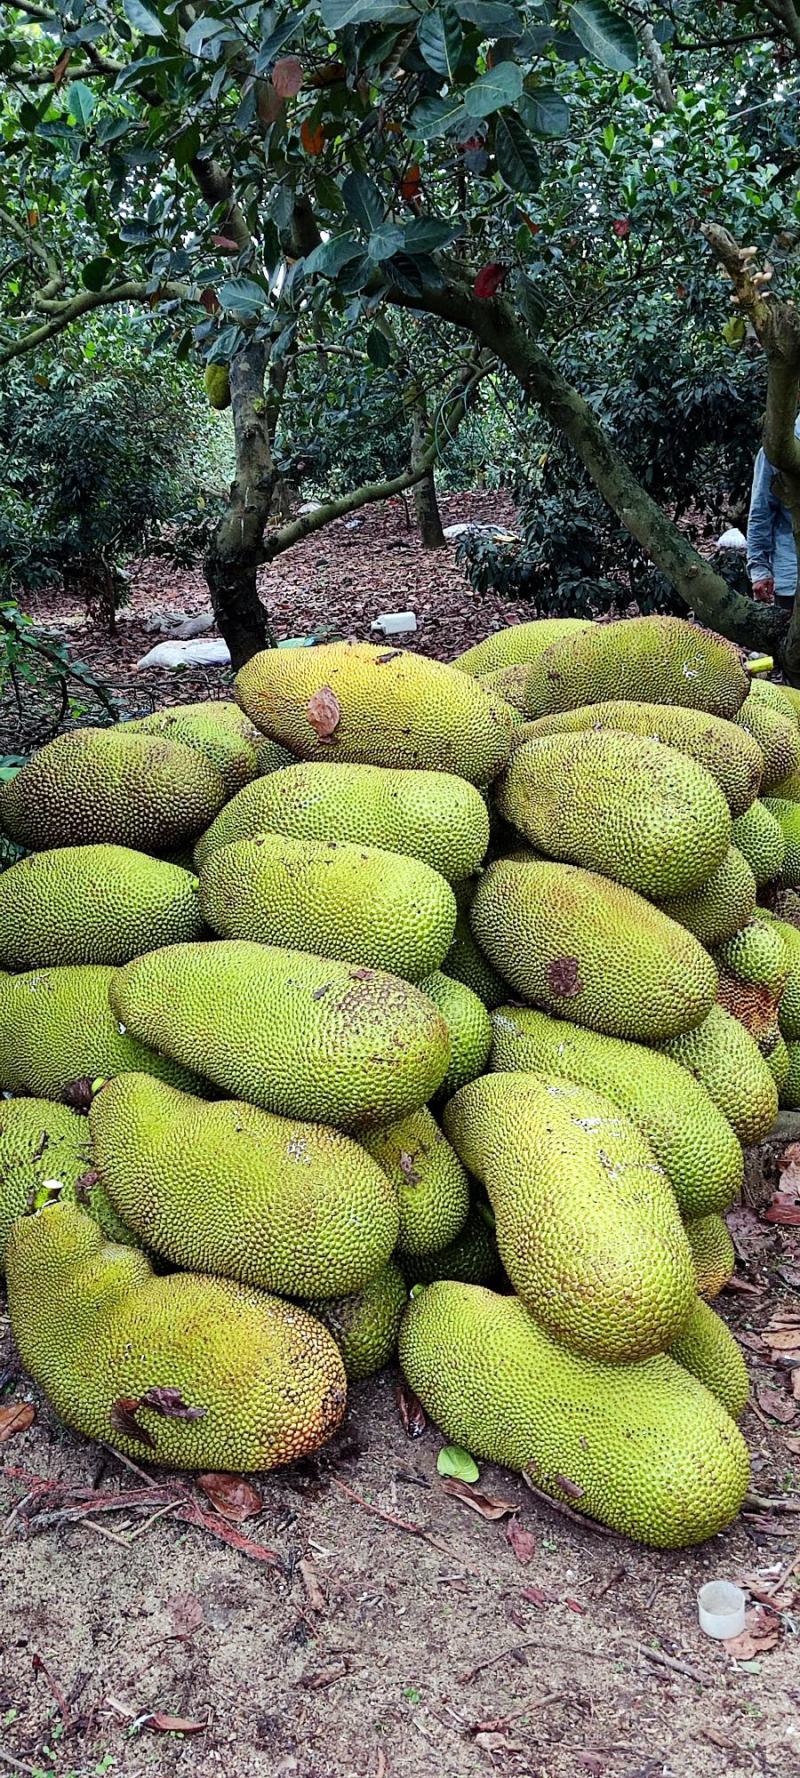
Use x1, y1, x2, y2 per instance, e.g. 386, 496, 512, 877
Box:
765, 0, 800, 57
0, 280, 189, 366
637, 21, 676, 112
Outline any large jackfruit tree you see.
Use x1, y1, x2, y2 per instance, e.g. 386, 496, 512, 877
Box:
2, 0, 800, 668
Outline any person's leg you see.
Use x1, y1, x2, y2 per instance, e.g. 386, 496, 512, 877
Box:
773, 511, 798, 604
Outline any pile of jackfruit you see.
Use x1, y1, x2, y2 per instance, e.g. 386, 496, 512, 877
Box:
1, 615, 797, 1549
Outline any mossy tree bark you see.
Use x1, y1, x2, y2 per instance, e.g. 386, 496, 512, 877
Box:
410, 395, 446, 549
203, 338, 276, 668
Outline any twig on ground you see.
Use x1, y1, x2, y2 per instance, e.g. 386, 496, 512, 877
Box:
459, 1640, 540, 1685
744, 1492, 800, 1512
472, 1691, 566, 1731
522, 1477, 619, 1538
330, 1476, 453, 1555
0, 1750, 37, 1775
638, 1645, 708, 1685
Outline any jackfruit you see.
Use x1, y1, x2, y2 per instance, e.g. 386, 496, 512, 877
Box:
776, 682, 800, 723
524, 616, 749, 722
766, 1029, 791, 1090
0, 729, 227, 854
256, 738, 296, 775
304, 1261, 407, 1380
763, 797, 800, 886
770, 760, 800, 799
654, 846, 756, 946
0, 965, 205, 1101
440, 879, 508, 1009
418, 970, 493, 1095
515, 701, 762, 817
780, 1039, 800, 1107
360, 1107, 470, 1257
125, 702, 259, 795
7, 1204, 346, 1471
669, 1298, 749, 1421
199, 834, 456, 982
0, 1095, 138, 1267
732, 800, 785, 884
443, 1072, 695, 1362
746, 677, 800, 726
204, 363, 231, 410
660, 1004, 778, 1145
489, 1006, 742, 1217
399, 1205, 502, 1288
90, 1074, 400, 1298
758, 916, 800, 1037
194, 761, 489, 882
235, 642, 513, 784
451, 618, 590, 677
498, 732, 731, 897
714, 920, 788, 995
398, 1283, 750, 1547
734, 697, 800, 789
478, 663, 530, 712
716, 967, 783, 1057
685, 1214, 736, 1299
0, 845, 203, 972
111, 941, 449, 1128
471, 857, 717, 1042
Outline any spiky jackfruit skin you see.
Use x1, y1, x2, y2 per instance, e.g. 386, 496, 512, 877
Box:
90, 1074, 400, 1298
732, 800, 785, 885
0, 729, 227, 855
7, 1205, 347, 1471
661, 1004, 778, 1146
0, 965, 205, 1101
399, 1283, 749, 1547
111, 941, 450, 1129
0, 846, 202, 972
498, 732, 731, 898
762, 797, 800, 886
199, 834, 456, 982
304, 1261, 407, 1381
204, 363, 231, 409
761, 916, 800, 1038
685, 1214, 736, 1299
779, 1039, 800, 1107
714, 920, 789, 995
489, 1006, 742, 1217
194, 762, 490, 882
479, 663, 530, 712
451, 618, 590, 677
746, 677, 800, 727
524, 616, 749, 722
440, 880, 508, 1010
654, 846, 756, 946
771, 761, 800, 799
735, 699, 800, 790
513, 702, 762, 817
670, 1299, 749, 1421
360, 1108, 470, 1257
443, 1072, 695, 1362
766, 1030, 791, 1090
125, 702, 259, 796
235, 642, 514, 785
715, 968, 783, 1060
471, 857, 717, 1043
399, 1205, 502, 1289
418, 970, 493, 1095
776, 682, 800, 724
0, 1097, 136, 1268
255, 738, 295, 775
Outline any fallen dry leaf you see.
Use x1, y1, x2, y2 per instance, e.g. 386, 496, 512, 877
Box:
783, 1432, 800, 1454
440, 1477, 518, 1519
166, 1594, 205, 1640
395, 1382, 426, 1439
755, 1384, 797, 1423
306, 685, 341, 739
763, 1196, 800, 1226
573, 1754, 609, 1775
724, 1605, 781, 1661
506, 1519, 536, 1564
0, 1402, 35, 1442
474, 1730, 523, 1753
727, 1206, 773, 1260
140, 1712, 210, 1733
299, 1557, 326, 1613
196, 1472, 262, 1522
565, 1598, 588, 1615
520, 1584, 557, 1607
737, 1330, 768, 1353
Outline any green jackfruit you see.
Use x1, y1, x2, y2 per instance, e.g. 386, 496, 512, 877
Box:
489, 1006, 743, 1217
7, 1204, 346, 1471
111, 941, 449, 1128
732, 800, 785, 884
0, 729, 227, 854
746, 677, 800, 726
0, 1097, 137, 1267
440, 879, 508, 1009
714, 920, 788, 994
199, 834, 456, 981
735, 697, 800, 790
514, 701, 762, 817
235, 642, 513, 784
478, 663, 530, 712
360, 1107, 470, 1257
418, 970, 493, 1095
660, 1004, 777, 1146
685, 1214, 736, 1299
654, 846, 756, 946
471, 857, 717, 1042
524, 616, 749, 722
451, 618, 590, 677
759, 915, 800, 1037
194, 761, 489, 882
304, 1261, 407, 1380
498, 732, 731, 898
762, 797, 800, 886
766, 1029, 791, 1091
776, 682, 800, 724
770, 760, 800, 799
443, 1072, 695, 1362
125, 702, 259, 795
398, 1283, 750, 1547
255, 738, 296, 775
204, 363, 231, 410
399, 1205, 502, 1289
780, 1039, 800, 1107
90, 1074, 400, 1298
670, 1298, 749, 1421
0, 965, 205, 1101
0, 845, 202, 972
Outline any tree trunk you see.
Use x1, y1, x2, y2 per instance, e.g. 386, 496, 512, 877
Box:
410, 399, 446, 549
203, 339, 276, 669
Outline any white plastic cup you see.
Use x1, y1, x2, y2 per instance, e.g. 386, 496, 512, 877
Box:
697, 1580, 747, 1640
370, 611, 418, 636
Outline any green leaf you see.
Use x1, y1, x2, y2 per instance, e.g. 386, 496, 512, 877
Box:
418, 5, 463, 79
514, 271, 547, 332
342, 171, 385, 232
66, 82, 95, 128
464, 62, 523, 119
410, 94, 467, 139
402, 216, 460, 252
217, 275, 268, 314
122, 0, 165, 36
368, 222, 405, 261
519, 85, 571, 138
172, 119, 201, 167
454, 1, 524, 37
304, 231, 363, 277
320, 0, 415, 25
494, 111, 541, 192
569, 0, 638, 72
366, 325, 392, 367
81, 256, 116, 292
437, 1445, 479, 1483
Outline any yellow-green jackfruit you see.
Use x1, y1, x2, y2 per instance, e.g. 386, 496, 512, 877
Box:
125, 702, 259, 795
304, 1261, 407, 1381
770, 760, 800, 800
7, 1204, 346, 1471
194, 761, 489, 882
0, 965, 205, 1101
654, 846, 756, 947
715, 967, 783, 1059
0, 1097, 135, 1267
746, 677, 800, 727
399, 1204, 502, 1289
489, 1006, 742, 1217
450, 618, 590, 677
235, 642, 513, 784
443, 1072, 695, 1362
766, 1029, 791, 1091
204, 363, 231, 410
256, 737, 296, 775
732, 799, 785, 884
735, 696, 800, 790
0, 845, 202, 972
780, 1039, 800, 1106
685, 1214, 736, 1299
669, 1298, 749, 1421
514, 701, 762, 817
0, 729, 227, 854
714, 920, 788, 995
398, 1283, 749, 1547
111, 940, 449, 1128
498, 731, 731, 898
478, 663, 530, 712
440, 879, 508, 1009
199, 834, 456, 981
471, 857, 717, 1042
360, 1107, 470, 1257
90, 1074, 400, 1298
762, 797, 800, 886
418, 970, 493, 1095
524, 616, 749, 722
760, 914, 800, 1037
661, 1004, 778, 1146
